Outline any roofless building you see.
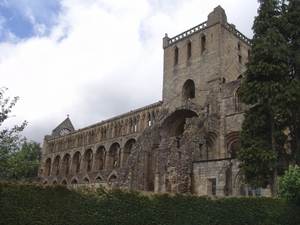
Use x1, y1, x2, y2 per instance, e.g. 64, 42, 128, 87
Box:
38, 6, 269, 197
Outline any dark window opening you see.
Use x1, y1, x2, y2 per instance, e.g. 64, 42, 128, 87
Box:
182, 79, 195, 101
71, 179, 77, 184
187, 41, 192, 61
238, 54, 242, 64
95, 176, 103, 182
212, 182, 216, 195
109, 175, 117, 182
174, 47, 179, 66
201, 35, 206, 55
212, 180, 216, 195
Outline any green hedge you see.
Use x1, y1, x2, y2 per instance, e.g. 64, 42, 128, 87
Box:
0, 181, 299, 225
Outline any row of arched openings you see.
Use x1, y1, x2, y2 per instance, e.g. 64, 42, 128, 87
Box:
174, 34, 206, 66
44, 139, 136, 177
44, 174, 118, 185
46, 110, 158, 154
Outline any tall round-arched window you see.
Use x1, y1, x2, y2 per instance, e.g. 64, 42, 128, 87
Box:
182, 79, 195, 101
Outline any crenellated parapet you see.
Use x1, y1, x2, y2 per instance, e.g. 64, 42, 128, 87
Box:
163, 6, 250, 50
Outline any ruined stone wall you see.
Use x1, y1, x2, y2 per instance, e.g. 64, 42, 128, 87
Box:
39, 102, 161, 185
38, 6, 270, 197
192, 158, 237, 196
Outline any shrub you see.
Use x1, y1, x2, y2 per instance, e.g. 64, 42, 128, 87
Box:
278, 165, 300, 206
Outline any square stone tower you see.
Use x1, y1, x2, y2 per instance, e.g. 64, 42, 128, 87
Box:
162, 6, 249, 112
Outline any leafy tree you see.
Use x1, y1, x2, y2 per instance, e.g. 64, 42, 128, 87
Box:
238, 0, 290, 196
278, 165, 300, 206
0, 87, 40, 178
7, 141, 41, 180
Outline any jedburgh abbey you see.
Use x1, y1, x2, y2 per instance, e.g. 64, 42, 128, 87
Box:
38, 6, 270, 197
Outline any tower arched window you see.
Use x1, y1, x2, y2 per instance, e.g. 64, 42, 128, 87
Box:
174, 46, 179, 66
187, 41, 192, 61
238, 53, 242, 64
182, 79, 195, 101
201, 35, 206, 55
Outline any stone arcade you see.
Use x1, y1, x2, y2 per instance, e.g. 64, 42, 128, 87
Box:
38, 6, 269, 196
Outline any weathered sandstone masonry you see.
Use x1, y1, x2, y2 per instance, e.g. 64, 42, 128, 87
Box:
39, 6, 269, 196
40, 102, 161, 188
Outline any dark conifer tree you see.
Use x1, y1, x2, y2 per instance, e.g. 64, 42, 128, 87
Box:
286, 0, 300, 166
238, 0, 289, 196
287, 0, 300, 79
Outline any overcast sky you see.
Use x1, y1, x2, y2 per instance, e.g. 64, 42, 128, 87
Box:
0, 0, 259, 144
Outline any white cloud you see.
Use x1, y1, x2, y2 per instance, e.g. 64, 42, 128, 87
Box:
0, 0, 259, 143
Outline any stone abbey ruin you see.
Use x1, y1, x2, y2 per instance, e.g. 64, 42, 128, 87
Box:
38, 6, 269, 196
